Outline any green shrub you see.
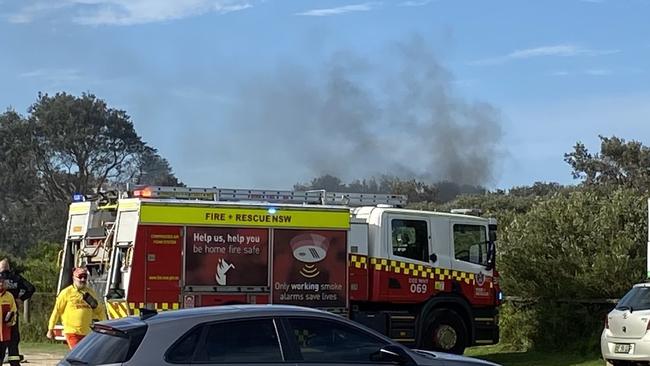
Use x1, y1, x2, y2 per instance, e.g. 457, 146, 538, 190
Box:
497, 187, 646, 351
20, 292, 57, 343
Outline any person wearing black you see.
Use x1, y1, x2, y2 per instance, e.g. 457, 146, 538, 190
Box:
0, 259, 35, 366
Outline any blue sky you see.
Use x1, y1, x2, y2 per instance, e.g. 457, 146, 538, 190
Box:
1, 0, 649, 190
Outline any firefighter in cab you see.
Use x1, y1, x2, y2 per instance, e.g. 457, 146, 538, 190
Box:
0, 272, 18, 366
0, 258, 35, 365
47, 267, 106, 349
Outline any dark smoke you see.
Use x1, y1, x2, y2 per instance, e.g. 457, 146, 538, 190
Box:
217, 37, 504, 187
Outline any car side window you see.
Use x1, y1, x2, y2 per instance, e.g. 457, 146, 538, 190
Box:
288, 318, 388, 363
166, 326, 203, 363
194, 319, 283, 363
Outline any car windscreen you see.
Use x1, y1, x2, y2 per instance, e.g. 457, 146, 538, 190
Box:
62, 325, 146, 365
617, 287, 650, 311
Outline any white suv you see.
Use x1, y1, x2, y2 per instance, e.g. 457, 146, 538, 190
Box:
601, 283, 650, 365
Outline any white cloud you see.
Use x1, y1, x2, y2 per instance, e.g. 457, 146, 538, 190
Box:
471, 44, 620, 65
550, 69, 614, 77
7, 1, 70, 23
8, 0, 253, 25
296, 2, 378, 16
399, 0, 434, 6
584, 68, 611, 76
18, 68, 84, 83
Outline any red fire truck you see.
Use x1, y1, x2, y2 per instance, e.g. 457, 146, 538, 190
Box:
55, 185, 501, 354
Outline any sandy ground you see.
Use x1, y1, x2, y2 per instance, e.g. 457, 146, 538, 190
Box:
14, 344, 68, 365
15, 352, 65, 365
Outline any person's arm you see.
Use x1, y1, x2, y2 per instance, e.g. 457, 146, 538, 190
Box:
47, 291, 66, 337
16, 274, 35, 301
9, 295, 16, 326
91, 290, 107, 321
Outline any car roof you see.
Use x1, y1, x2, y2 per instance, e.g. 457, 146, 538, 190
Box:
142, 304, 335, 325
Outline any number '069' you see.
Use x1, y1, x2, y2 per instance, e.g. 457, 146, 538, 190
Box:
410, 283, 427, 293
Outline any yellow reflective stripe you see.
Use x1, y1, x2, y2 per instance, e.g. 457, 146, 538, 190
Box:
106, 301, 130, 319
117, 199, 140, 212
349, 255, 368, 269
139, 204, 350, 229
69, 202, 91, 214
362, 257, 479, 284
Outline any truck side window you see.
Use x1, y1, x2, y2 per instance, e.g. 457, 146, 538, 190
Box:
391, 219, 429, 262
453, 224, 488, 265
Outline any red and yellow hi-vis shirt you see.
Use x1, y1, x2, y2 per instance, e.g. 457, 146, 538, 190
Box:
0, 291, 17, 342
48, 285, 106, 336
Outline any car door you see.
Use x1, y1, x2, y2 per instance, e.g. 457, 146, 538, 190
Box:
164, 318, 292, 366
282, 316, 397, 366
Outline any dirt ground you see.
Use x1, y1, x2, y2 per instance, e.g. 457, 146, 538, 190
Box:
15, 343, 68, 365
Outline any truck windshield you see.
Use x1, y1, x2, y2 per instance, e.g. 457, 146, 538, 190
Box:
616, 287, 650, 312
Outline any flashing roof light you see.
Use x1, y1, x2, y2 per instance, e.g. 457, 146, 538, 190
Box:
133, 188, 153, 198
267, 207, 277, 215
72, 193, 85, 202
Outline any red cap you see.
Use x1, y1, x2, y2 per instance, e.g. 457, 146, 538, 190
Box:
73, 267, 88, 278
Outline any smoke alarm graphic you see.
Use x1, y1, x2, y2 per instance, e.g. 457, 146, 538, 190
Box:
290, 233, 330, 278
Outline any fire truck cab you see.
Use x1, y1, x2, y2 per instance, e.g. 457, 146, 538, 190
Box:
56, 186, 501, 355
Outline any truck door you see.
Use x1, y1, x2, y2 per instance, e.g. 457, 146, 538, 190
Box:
385, 214, 438, 302
449, 220, 494, 305
143, 225, 183, 308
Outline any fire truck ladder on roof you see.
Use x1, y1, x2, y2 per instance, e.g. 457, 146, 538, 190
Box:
135, 186, 408, 207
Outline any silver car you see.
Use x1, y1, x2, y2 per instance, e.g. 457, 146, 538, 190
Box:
602, 283, 650, 365
58, 304, 500, 366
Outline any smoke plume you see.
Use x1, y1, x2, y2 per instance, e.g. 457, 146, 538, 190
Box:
212, 37, 504, 188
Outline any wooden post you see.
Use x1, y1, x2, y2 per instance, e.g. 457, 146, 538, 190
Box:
22, 299, 29, 323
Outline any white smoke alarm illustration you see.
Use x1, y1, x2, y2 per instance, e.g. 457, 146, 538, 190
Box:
290, 233, 330, 278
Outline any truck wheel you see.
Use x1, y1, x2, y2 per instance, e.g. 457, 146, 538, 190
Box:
422, 309, 467, 355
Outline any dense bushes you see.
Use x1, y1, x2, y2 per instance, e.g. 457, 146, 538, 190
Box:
496, 187, 647, 350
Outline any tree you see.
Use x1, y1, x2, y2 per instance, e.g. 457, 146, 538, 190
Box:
294, 174, 346, 192
29, 92, 147, 200
0, 110, 44, 253
564, 135, 650, 190
129, 147, 184, 186
496, 188, 647, 350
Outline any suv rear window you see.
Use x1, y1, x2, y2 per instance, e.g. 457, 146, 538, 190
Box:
617, 287, 650, 311
62, 325, 146, 365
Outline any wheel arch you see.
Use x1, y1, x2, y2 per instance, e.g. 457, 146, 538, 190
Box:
415, 293, 474, 348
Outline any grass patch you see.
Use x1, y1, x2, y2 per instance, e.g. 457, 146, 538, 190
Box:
466, 345, 604, 366
20, 341, 68, 354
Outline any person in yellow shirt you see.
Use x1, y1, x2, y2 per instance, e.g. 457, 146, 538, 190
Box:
46, 267, 106, 349
0, 273, 18, 366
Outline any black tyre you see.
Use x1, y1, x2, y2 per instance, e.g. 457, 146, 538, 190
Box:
421, 309, 468, 355
609, 361, 633, 366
